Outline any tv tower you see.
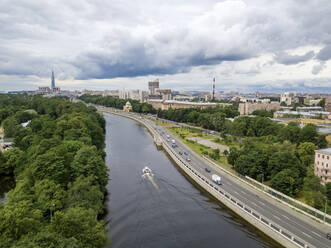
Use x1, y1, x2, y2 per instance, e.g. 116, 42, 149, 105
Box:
212, 77, 215, 101
51, 71, 55, 89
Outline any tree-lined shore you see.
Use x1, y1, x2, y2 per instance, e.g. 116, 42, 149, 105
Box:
0, 94, 109, 248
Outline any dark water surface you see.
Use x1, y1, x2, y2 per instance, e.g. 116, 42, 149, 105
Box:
104, 113, 279, 248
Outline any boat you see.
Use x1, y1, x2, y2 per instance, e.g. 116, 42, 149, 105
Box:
142, 166, 152, 175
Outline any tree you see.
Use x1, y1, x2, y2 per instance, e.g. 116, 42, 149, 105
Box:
303, 168, 324, 208
66, 176, 104, 214
33, 179, 67, 215
0, 148, 25, 176
70, 146, 108, 189
2, 116, 19, 137
326, 182, 331, 202
267, 151, 303, 179
297, 142, 316, 166
316, 134, 327, 149
11, 231, 81, 248
270, 169, 299, 196
0, 201, 42, 242
318, 98, 325, 108
31, 149, 70, 185
278, 122, 300, 143
49, 207, 108, 248
299, 124, 317, 143
227, 147, 240, 165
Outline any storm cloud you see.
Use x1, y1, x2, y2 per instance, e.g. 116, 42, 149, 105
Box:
0, 0, 331, 90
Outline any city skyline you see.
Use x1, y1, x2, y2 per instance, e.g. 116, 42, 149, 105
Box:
1, 1, 331, 93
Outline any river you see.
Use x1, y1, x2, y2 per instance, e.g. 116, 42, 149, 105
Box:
103, 113, 279, 248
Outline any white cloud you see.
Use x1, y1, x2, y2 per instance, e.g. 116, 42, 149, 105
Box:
0, 0, 331, 92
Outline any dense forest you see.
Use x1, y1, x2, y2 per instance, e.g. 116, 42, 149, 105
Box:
0, 94, 109, 248
80, 94, 331, 212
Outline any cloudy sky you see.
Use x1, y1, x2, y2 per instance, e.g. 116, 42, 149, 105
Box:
1, 0, 331, 92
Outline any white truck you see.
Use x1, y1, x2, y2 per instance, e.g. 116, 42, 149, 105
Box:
171, 139, 177, 147
212, 174, 222, 185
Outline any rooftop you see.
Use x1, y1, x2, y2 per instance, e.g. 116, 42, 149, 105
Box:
148, 99, 231, 106
316, 148, 331, 155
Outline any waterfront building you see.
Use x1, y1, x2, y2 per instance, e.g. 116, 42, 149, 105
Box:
314, 148, 331, 185
123, 101, 132, 112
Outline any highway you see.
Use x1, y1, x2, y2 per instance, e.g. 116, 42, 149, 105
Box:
97, 106, 331, 248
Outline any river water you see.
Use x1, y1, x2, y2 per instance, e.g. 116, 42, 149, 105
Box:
103, 113, 279, 248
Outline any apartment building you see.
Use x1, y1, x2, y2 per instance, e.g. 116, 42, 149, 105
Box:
314, 148, 331, 185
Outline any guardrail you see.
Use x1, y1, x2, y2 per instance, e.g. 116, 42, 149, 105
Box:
161, 140, 315, 248
203, 154, 331, 226
245, 176, 331, 225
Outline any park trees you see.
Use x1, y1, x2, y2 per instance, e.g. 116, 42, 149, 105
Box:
49, 207, 108, 248
297, 142, 316, 166
0, 95, 109, 247
270, 169, 299, 196
66, 176, 104, 214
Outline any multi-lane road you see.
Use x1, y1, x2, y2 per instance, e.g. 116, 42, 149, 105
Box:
98, 106, 331, 248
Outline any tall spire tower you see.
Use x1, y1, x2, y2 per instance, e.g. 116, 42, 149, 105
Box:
51, 71, 55, 89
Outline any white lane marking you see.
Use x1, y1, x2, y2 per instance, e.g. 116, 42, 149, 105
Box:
302, 232, 312, 238
251, 202, 258, 206
227, 182, 232, 186
273, 215, 281, 221
234, 191, 239, 194
312, 231, 322, 238
241, 190, 245, 194
260, 202, 266, 206
282, 214, 290, 220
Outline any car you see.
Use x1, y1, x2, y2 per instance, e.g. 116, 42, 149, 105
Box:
184, 151, 188, 156
179, 151, 183, 155
186, 157, 191, 162
205, 168, 211, 173
327, 232, 331, 240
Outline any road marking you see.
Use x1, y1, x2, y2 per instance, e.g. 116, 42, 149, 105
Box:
260, 202, 266, 206
251, 202, 258, 206
241, 190, 245, 194
302, 232, 312, 238
312, 231, 322, 238
282, 214, 290, 220
234, 191, 239, 194
273, 215, 281, 221
227, 182, 232, 186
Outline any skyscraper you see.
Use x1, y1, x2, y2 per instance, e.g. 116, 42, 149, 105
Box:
51, 71, 55, 89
